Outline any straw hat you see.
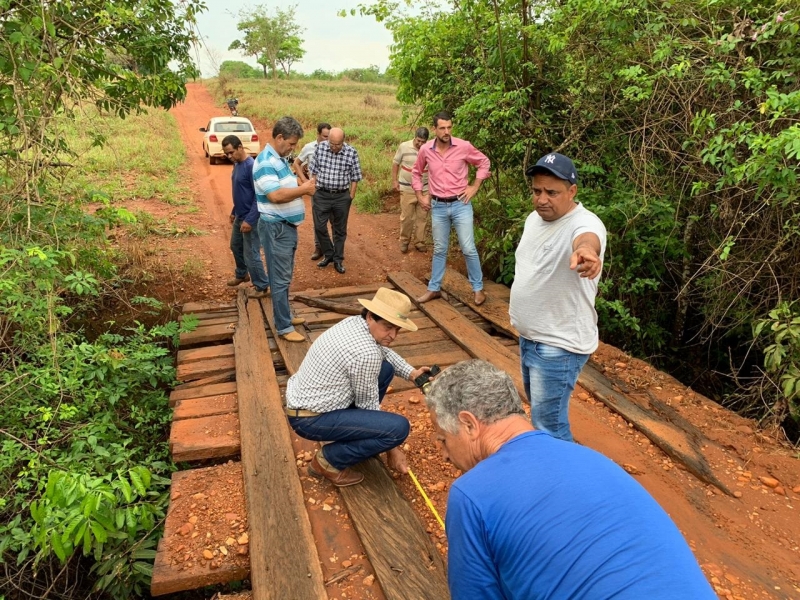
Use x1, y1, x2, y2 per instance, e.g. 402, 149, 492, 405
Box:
358, 287, 418, 332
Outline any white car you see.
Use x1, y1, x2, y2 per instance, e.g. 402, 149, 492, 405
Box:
200, 117, 260, 165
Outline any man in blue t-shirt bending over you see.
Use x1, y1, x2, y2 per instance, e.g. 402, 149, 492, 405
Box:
426, 360, 715, 600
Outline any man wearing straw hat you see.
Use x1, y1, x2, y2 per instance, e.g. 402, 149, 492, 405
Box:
285, 287, 431, 487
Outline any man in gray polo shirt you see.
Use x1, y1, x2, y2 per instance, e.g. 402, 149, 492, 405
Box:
509, 153, 606, 442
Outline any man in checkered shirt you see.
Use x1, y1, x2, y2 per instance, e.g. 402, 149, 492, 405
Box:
310, 127, 363, 274
286, 288, 431, 487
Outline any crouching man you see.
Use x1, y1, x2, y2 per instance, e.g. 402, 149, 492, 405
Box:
426, 359, 716, 600
285, 288, 430, 487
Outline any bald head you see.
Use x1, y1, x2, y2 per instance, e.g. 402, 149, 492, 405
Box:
328, 127, 344, 153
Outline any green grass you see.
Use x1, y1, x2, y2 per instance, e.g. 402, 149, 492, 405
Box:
208, 78, 415, 213
61, 106, 192, 206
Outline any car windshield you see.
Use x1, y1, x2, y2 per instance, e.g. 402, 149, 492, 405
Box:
213, 122, 253, 133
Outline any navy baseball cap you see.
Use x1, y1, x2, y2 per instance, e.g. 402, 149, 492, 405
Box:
525, 152, 578, 185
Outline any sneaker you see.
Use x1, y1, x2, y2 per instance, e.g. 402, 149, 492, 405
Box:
400, 242, 409, 253
291, 316, 306, 326
308, 453, 363, 487
281, 330, 305, 343
227, 274, 251, 287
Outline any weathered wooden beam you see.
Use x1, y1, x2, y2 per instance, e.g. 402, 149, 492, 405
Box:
173, 393, 238, 421
169, 413, 241, 462
172, 371, 236, 392
179, 323, 236, 346
294, 294, 362, 315
235, 290, 327, 599
290, 283, 387, 299
176, 356, 236, 382
177, 344, 235, 365
170, 381, 238, 405
182, 301, 236, 313
442, 268, 519, 339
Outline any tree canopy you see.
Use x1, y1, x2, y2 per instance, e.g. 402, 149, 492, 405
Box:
357, 0, 800, 433
229, 4, 305, 79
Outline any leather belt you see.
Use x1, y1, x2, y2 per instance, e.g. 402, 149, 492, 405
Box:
285, 408, 321, 418
317, 187, 348, 194
432, 195, 459, 203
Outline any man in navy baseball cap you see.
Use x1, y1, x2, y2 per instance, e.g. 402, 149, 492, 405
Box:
524, 152, 578, 185
510, 151, 607, 441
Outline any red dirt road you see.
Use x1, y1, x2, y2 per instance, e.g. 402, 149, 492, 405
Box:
167, 83, 800, 600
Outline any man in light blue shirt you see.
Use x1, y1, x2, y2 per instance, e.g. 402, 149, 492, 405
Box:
252, 116, 316, 342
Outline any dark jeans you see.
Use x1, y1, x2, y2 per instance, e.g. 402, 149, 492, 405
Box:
258, 219, 297, 335
313, 189, 352, 263
288, 361, 409, 470
230, 217, 269, 290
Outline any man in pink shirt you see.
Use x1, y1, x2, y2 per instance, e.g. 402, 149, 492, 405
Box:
412, 111, 491, 306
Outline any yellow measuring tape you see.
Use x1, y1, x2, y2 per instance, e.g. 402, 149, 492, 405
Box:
408, 469, 445, 531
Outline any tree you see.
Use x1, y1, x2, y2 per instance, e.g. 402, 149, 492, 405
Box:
229, 5, 304, 80
277, 36, 306, 76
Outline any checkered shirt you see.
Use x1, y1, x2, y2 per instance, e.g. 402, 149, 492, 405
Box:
310, 141, 363, 190
286, 316, 414, 412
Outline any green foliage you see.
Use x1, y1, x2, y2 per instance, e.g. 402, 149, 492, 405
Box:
220, 60, 263, 79
360, 0, 800, 430
755, 302, 800, 423
230, 4, 304, 80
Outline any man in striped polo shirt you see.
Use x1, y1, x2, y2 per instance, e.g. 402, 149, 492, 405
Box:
253, 116, 317, 343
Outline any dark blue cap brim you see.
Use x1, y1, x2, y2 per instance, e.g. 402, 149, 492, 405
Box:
525, 164, 572, 182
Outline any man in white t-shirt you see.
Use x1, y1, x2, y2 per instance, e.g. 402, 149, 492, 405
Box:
509, 153, 607, 442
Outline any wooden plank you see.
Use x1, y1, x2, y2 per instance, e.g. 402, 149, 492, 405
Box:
259, 297, 311, 387
182, 315, 239, 328
182, 301, 236, 313
180, 309, 238, 322
388, 271, 526, 399
170, 381, 238, 406
290, 283, 387, 300
481, 278, 511, 300
340, 459, 450, 600
177, 356, 236, 382
173, 394, 238, 420
579, 366, 734, 496
293, 295, 362, 315
169, 413, 241, 462
179, 324, 236, 346
178, 344, 235, 365
151, 464, 250, 595
265, 295, 450, 600
173, 371, 236, 392
442, 267, 519, 338
235, 291, 327, 599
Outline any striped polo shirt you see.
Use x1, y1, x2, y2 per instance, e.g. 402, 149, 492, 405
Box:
252, 144, 305, 225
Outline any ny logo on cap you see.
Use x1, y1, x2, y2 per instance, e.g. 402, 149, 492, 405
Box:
544, 154, 556, 164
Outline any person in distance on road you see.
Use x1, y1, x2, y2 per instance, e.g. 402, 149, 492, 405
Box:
293, 121, 331, 261
221, 135, 269, 297
309, 127, 363, 275
285, 288, 431, 486
392, 127, 430, 254
426, 359, 717, 600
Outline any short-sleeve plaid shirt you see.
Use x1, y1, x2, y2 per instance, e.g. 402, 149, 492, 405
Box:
310, 141, 363, 190
286, 316, 414, 412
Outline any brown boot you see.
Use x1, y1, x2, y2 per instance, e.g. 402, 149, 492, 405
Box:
417, 290, 441, 303
226, 274, 251, 287
308, 453, 364, 487
248, 287, 270, 299
281, 331, 305, 343
474, 290, 486, 306
400, 241, 409, 253
415, 243, 427, 253
290, 316, 306, 326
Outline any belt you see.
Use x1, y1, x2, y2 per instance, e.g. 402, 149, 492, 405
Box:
317, 187, 349, 194
432, 195, 460, 203
285, 408, 321, 418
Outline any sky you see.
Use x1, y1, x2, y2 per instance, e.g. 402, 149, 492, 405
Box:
192, 1, 396, 77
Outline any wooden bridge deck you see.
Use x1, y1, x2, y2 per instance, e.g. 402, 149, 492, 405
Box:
151, 270, 725, 598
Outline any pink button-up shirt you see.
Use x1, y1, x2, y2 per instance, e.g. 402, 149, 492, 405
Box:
411, 136, 491, 197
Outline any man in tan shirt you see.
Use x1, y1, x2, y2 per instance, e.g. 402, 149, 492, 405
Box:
392, 127, 429, 253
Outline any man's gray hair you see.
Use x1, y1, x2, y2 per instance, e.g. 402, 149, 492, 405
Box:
426, 360, 525, 433
272, 116, 303, 140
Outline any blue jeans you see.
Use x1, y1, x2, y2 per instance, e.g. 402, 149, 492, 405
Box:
428, 199, 484, 292
231, 217, 269, 290
520, 337, 589, 442
258, 218, 297, 335
288, 361, 409, 470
